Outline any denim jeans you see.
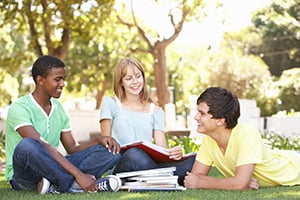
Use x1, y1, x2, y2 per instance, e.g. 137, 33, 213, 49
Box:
11, 138, 121, 193
112, 147, 195, 185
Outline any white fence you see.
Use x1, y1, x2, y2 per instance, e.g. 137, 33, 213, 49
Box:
188, 97, 300, 138
261, 116, 300, 137
1, 99, 300, 145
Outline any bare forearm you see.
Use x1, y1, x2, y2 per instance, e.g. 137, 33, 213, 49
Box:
185, 173, 250, 190
44, 142, 83, 179
69, 135, 120, 155
200, 176, 248, 190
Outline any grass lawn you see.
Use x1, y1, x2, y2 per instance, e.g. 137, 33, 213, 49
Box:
1, 168, 300, 200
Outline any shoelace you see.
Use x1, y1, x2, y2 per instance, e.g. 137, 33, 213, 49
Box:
48, 185, 60, 194
97, 180, 110, 191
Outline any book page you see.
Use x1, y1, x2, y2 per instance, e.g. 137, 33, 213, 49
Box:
116, 167, 176, 178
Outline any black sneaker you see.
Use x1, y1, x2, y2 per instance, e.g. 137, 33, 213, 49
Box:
38, 178, 60, 194
95, 175, 121, 192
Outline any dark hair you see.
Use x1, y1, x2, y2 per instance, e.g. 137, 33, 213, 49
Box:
31, 55, 65, 83
196, 87, 240, 128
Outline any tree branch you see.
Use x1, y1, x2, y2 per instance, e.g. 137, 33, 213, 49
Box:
40, 0, 54, 54
161, 2, 190, 46
117, 0, 155, 53
24, 1, 43, 56
57, 28, 71, 60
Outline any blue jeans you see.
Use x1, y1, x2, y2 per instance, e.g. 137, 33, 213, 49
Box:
10, 138, 121, 193
112, 147, 195, 185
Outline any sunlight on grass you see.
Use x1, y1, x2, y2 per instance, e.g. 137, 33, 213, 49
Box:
285, 191, 300, 198
259, 187, 300, 200
1, 170, 300, 200
118, 192, 150, 199
262, 191, 300, 199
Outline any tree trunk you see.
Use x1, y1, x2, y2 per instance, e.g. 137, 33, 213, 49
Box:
153, 43, 170, 108
95, 79, 112, 109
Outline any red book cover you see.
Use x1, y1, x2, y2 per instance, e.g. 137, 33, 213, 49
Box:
120, 140, 196, 163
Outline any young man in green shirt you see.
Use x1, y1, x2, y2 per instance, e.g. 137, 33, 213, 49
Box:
5, 55, 121, 194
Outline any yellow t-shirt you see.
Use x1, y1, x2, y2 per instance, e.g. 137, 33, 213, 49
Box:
196, 124, 300, 186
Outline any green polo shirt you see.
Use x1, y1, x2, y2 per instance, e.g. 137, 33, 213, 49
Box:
5, 94, 71, 181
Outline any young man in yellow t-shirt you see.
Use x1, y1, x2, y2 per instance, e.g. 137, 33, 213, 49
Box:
184, 87, 300, 190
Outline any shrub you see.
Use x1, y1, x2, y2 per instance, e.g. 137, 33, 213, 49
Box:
167, 129, 300, 154
168, 136, 201, 153
261, 129, 300, 151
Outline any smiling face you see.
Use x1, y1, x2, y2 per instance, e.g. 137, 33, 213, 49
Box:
38, 67, 66, 99
194, 101, 221, 135
121, 65, 144, 97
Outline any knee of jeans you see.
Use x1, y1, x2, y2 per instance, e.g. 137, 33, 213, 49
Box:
15, 138, 41, 153
122, 148, 147, 160
121, 148, 156, 167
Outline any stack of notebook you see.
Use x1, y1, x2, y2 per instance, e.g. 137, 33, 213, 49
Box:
116, 167, 186, 192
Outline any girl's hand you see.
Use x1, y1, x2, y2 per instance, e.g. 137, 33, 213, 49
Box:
168, 146, 183, 160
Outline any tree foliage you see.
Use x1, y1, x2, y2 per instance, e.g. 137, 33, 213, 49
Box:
1, 0, 114, 60
220, 26, 300, 116
117, 0, 205, 108
1, 0, 298, 117
0, 13, 35, 75
277, 68, 300, 112
64, 9, 134, 108
0, 68, 19, 107
251, 0, 300, 76
0, 0, 115, 108
200, 48, 271, 98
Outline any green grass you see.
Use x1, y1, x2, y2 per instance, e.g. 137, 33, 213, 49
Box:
1, 169, 300, 200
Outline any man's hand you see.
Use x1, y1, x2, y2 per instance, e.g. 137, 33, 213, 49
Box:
248, 178, 259, 190
75, 173, 98, 192
98, 136, 120, 154
184, 172, 200, 188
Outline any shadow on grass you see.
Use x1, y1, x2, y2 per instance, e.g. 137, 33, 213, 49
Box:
1, 170, 300, 200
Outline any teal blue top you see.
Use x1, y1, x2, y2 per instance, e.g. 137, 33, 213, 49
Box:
99, 96, 165, 145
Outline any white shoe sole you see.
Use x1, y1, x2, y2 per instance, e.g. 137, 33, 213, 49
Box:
38, 178, 50, 194
106, 175, 122, 192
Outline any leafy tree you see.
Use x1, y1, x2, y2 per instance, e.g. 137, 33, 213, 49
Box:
116, 0, 206, 108
167, 45, 208, 113
0, 22, 34, 74
0, 14, 35, 100
0, 68, 19, 107
0, 0, 116, 107
220, 5, 300, 115
251, 0, 300, 76
64, 8, 143, 109
277, 68, 300, 112
200, 48, 271, 98
0, 0, 115, 60
208, 30, 281, 116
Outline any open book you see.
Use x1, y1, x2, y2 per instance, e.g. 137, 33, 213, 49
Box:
120, 140, 196, 163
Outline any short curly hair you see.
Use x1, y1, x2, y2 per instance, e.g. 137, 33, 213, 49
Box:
31, 55, 65, 83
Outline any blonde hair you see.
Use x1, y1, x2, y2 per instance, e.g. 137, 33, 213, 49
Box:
113, 57, 151, 103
